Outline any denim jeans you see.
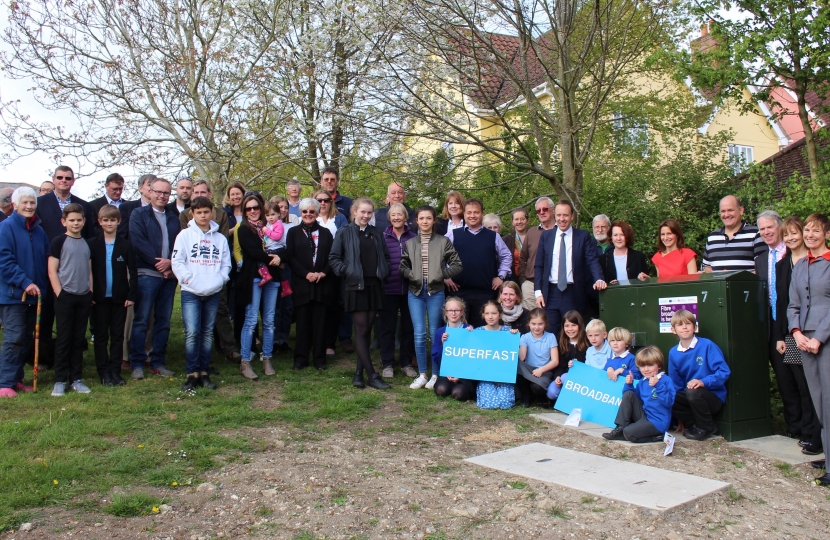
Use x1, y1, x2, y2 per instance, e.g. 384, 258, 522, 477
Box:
407, 288, 445, 374
130, 276, 177, 369
241, 279, 279, 361
0, 304, 36, 388
181, 291, 221, 374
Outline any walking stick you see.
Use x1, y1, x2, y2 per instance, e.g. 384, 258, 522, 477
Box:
22, 292, 42, 392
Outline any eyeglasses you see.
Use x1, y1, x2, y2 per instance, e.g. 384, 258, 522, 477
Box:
245, 205, 261, 212
55, 175, 74, 181
446, 309, 463, 313
151, 189, 172, 197
244, 190, 260, 197
301, 210, 317, 215
316, 198, 331, 203
535, 207, 551, 214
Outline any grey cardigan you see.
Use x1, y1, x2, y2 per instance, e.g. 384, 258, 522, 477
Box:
399, 232, 463, 296
787, 256, 830, 344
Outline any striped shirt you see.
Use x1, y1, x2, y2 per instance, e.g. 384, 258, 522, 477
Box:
420, 232, 431, 277
701, 222, 766, 271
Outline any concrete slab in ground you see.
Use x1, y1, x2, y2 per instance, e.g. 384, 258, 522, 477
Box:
532, 411, 722, 445
465, 442, 729, 512
731, 435, 823, 465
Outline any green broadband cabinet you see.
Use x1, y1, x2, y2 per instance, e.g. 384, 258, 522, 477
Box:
599, 271, 770, 442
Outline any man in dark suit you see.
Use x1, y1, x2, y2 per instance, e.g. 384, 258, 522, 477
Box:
89, 173, 126, 237
755, 210, 803, 438
534, 200, 607, 336
165, 176, 192, 216
371, 181, 416, 232
118, 174, 156, 239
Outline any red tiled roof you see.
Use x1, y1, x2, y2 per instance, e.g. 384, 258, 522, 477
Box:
459, 32, 550, 109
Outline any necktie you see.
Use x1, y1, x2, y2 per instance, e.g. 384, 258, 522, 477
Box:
770, 248, 777, 321
558, 232, 567, 291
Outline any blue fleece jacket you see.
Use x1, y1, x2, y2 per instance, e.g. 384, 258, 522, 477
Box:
432, 323, 472, 375
624, 373, 676, 433
668, 337, 731, 402
0, 212, 50, 305
603, 352, 641, 380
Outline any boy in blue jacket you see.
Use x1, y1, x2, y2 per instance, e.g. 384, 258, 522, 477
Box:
603, 346, 675, 443
668, 309, 730, 441
604, 326, 640, 382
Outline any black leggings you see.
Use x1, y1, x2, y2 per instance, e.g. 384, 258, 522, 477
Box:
352, 310, 377, 376
434, 376, 475, 402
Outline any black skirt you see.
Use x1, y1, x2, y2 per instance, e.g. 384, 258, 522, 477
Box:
343, 277, 384, 312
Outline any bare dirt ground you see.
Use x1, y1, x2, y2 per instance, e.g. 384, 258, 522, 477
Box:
5, 391, 830, 539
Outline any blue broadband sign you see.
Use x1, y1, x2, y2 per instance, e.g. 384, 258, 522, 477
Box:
440, 327, 520, 384
554, 362, 631, 428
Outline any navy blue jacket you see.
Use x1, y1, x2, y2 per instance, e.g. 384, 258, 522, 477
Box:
0, 211, 50, 305
534, 227, 603, 301
128, 205, 181, 274
333, 192, 353, 218
118, 199, 144, 239
35, 192, 94, 240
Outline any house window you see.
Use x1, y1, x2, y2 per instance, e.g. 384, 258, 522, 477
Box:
613, 113, 649, 157
727, 144, 753, 174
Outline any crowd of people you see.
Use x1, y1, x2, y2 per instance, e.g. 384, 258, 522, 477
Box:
0, 170, 828, 482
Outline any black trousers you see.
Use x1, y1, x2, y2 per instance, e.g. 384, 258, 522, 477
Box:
293, 301, 328, 369
434, 376, 476, 401
379, 294, 414, 369
37, 285, 56, 366
93, 298, 128, 378
672, 388, 723, 432
790, 363, 821, 444
768, 318, 804, 434
54, 291, 92, 384
615, 391, 662, 442
456, 288, 496, 328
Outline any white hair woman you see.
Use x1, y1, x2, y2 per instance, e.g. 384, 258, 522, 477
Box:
0, 187, 50, 397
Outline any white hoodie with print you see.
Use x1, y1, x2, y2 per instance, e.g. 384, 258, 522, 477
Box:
172, 219, 231, 296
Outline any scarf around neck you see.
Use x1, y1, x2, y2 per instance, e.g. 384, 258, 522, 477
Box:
501, 303, 523, 324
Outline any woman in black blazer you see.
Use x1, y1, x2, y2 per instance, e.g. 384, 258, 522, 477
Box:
284, 198, 336, 371
599, 221, 650, 284
773, 216, 821, 454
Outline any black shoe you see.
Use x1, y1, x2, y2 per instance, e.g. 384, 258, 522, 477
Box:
816, 473, 830, 487
685, 426, 714, 441
316, 364, 328, 371
201, 375, 217, 390
602, 426, 626, 441
100, 374, 115, 387
798, 438, 810, 447
802, 443, 823, 456
292, 362, 308, 370
111, 372, 126, 386
352, 373, 366, 388
367, 373, 391, 390
811, 459, 826, 470
182, 375, 200, 392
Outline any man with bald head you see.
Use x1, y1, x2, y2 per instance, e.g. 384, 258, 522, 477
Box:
0, 188, 13, 223
372, 181, 416, 232
701, 195, 765, 272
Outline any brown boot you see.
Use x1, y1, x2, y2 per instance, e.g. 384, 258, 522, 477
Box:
239, 361, 258, 380
261, 356, 275, 376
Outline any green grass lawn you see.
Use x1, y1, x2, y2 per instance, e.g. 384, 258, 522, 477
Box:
0, 298, 532, 530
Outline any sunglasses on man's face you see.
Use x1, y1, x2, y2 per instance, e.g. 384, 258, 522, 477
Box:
55, 175, 74, 181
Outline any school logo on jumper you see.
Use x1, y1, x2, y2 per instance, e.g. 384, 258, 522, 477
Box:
651, 388, 658, 399
696, 356, 704, 365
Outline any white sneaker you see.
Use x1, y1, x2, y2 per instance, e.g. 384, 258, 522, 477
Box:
381, 367, 394, 378
70, 380, 91, 394
51, 382, 66, 397
425, 374, 438, 390
409, 375, 428, 389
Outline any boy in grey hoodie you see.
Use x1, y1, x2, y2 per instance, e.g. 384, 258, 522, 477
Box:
171, 197, 231, 390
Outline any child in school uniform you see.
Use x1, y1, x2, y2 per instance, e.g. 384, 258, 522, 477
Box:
668, 309, 730, 441
547, 310, 588, 401
432, 296, 475, 401
472, 301, 518, 409
604, 327, 640, 382
89, 205, 138, 386
602, 346, 676, 443
584, 318, 612, 369
516, 308, 559, 406
48, 203, 93, 396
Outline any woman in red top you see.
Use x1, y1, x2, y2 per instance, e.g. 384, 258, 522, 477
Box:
651, 219, 697, 277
